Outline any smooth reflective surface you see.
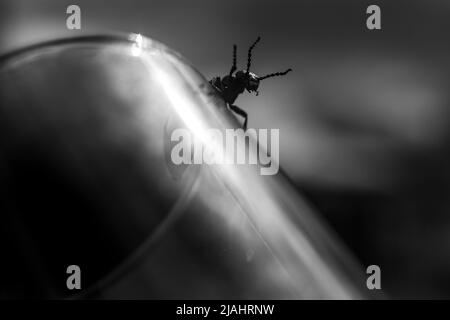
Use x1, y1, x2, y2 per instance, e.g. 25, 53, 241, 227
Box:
0, 34, 367, 299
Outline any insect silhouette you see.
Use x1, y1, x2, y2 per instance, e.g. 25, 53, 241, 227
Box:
209, 36, 292, 130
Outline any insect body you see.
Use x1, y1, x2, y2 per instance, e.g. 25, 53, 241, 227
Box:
209, 37, 292, 129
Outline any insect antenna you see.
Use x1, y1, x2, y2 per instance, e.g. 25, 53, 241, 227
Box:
246, 36, 261, 75
259, 68, 293, 81
229, 44, 237, 76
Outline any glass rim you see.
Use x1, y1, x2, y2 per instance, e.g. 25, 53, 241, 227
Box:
0, 33, 166, 67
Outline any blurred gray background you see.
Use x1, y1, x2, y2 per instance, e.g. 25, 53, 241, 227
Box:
2, 0, 450, 298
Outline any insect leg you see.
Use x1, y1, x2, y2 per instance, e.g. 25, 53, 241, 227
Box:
229, 104, 248, 130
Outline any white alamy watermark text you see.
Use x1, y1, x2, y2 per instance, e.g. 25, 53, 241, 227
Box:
170, 128, 279, 175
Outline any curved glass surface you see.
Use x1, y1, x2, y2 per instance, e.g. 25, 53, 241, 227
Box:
0, 34, 367, 299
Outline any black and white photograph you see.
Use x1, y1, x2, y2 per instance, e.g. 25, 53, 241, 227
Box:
0, 0, 449, 305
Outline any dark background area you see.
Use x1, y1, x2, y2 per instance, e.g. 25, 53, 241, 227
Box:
1, 0, 450, 298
